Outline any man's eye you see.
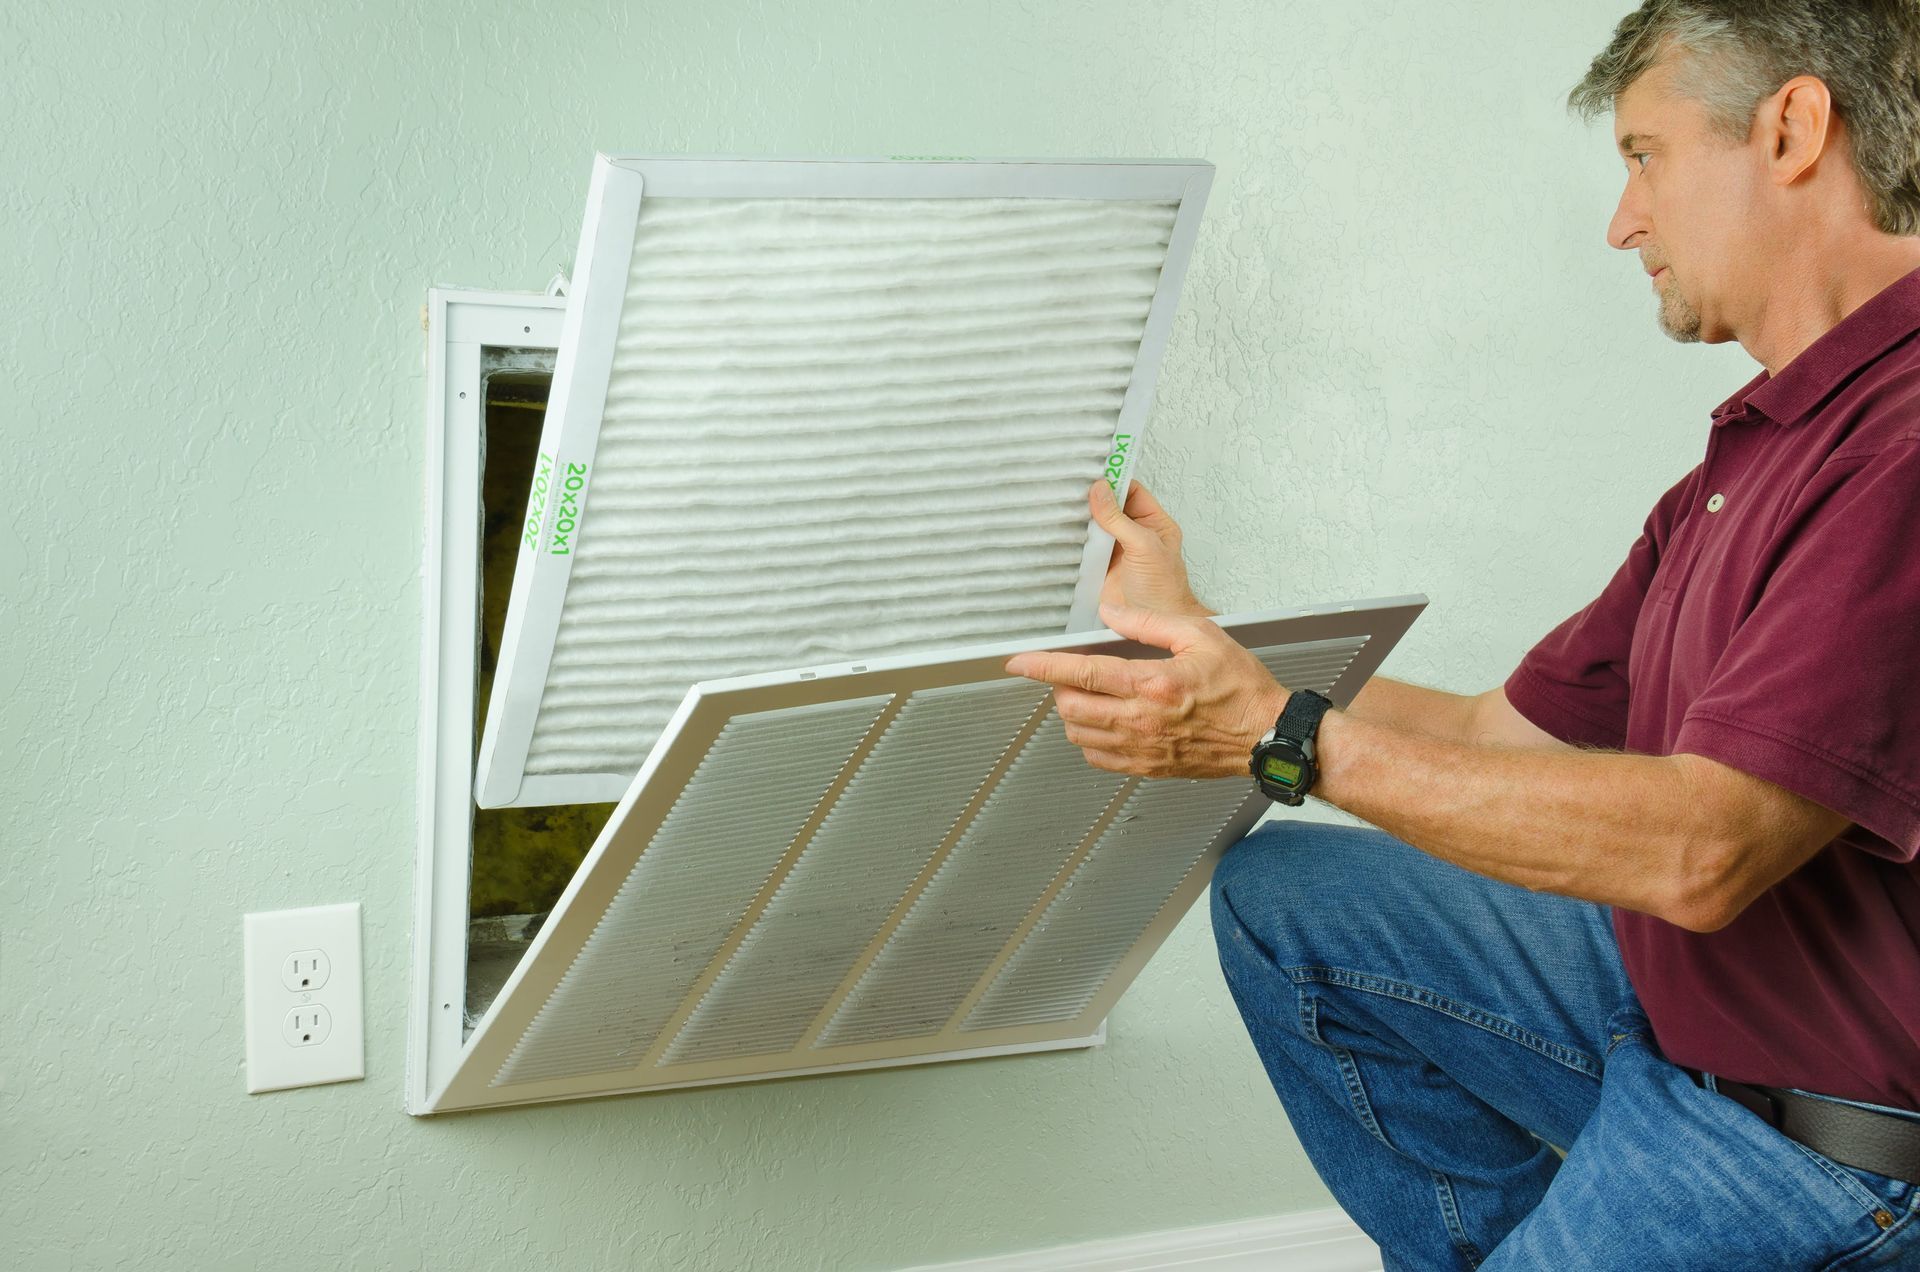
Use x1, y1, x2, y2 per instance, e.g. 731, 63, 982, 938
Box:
1631, 152, 1651, 171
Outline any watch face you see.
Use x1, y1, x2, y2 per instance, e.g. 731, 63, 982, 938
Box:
1258, 754, 1303, 788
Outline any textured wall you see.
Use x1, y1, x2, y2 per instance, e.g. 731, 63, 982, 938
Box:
1, 1, 1753, 1268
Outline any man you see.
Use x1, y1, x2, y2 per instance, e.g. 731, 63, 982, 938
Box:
1007, 2, 1920, 1266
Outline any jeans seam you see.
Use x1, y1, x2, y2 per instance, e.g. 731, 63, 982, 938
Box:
1285, 963, 1606, 1079
1333, 1044, 1388, 1143
1301, 995, 1391, 1144
1605, 1027, 1647, 1056
1431, 1170, 1484, 1269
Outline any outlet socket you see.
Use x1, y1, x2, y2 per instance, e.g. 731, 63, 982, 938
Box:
281, 949, 331, 993
284, 1005, 333, 1047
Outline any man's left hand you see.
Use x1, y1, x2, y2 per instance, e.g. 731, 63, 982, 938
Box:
1005, 603, 1291, 779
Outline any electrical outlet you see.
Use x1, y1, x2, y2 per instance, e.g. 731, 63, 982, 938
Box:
243, 903, 364, 1093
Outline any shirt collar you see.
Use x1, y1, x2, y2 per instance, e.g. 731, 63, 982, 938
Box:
1712, 265, 1920, 428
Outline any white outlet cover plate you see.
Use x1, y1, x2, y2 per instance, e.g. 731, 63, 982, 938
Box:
243, 902, 365, 1093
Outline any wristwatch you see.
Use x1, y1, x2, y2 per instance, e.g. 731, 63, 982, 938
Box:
1250, 689, 1334, 805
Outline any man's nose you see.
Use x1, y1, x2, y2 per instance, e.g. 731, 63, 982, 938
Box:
1608, 179, 1649, 251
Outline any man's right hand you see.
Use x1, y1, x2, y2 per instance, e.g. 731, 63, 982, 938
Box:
1089, 478, 1212, 619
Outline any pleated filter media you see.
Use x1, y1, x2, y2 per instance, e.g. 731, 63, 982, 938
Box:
533, 195, 1168, 780
428, 616, 1412, 1110
476, 158, 1214, 810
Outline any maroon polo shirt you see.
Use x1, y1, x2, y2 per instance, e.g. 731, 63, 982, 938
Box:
1504, 267, 1920, 1112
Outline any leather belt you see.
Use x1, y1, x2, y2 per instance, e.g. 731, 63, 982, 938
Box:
1684, 1068, 1920, 1185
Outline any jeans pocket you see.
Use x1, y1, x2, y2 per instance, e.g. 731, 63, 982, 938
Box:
1616, 1032, 1912, 1239
1656, 1054, 1915, 1238
1787, 1140, 1917, 1228
1778, 1092, 1920, 1220
1777, 1137, 1914, 1228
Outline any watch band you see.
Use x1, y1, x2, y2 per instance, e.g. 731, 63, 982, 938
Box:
1274, 689, 1334, 747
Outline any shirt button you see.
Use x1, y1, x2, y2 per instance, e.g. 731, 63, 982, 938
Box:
1706, 493, 1726, 513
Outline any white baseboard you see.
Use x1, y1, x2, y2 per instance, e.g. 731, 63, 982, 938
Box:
898, 1206, 1381, 1271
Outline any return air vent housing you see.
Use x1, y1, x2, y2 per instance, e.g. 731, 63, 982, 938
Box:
424, 599, 1422, 1113
474, 156, 1215, 808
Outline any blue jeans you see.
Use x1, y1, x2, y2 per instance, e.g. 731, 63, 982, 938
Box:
1209, 819, 1920, 1270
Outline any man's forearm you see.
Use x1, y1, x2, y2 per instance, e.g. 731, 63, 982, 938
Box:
1313, 709, 1726, 927
1340, 676, 1480, 744
1196, 602, 1478, 742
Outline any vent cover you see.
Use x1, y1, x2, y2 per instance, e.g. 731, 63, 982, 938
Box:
475, 157, 1215, 808
425, 598, 1422, 1112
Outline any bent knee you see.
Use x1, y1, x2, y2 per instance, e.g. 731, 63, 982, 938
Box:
1210, 819, 1432, 962
1213, 818, 1412, 907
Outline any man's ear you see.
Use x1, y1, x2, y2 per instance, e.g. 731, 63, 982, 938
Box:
1763, 74, 1835, 186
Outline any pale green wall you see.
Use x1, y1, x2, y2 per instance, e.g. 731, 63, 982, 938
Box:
2, 1, 1754, 1268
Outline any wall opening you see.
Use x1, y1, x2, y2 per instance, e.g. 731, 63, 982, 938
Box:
466, 353, 616, 1029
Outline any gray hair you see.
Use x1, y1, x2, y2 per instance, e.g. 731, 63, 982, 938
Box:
1570, 1, 1920, 236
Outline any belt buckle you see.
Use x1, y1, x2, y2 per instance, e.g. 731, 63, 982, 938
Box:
1725, 1080, 1783, 1128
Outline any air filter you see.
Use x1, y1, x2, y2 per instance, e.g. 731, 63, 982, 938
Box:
474, 156, 1214, 808
423, 597, 1422, 1112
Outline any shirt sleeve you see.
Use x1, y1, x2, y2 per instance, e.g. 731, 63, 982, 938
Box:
1503, 469, 1699, 751
1673, 440, 1920, 863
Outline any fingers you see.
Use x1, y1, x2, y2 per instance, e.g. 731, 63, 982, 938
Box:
1122, 480, 1181, 539
1003, 650, 1136, 697
1090, 477, 1186, 574
1053, 685, 1118, 727
1078, 748, 1135, 774
1097, 602, 1205, 655
1088, 479, 1156, 552
1062, 717, 1126, 747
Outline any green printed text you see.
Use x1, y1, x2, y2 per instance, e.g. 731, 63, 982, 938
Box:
548, 462, 588, 555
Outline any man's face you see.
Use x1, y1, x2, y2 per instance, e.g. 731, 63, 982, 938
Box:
1606, 53, 1764, 345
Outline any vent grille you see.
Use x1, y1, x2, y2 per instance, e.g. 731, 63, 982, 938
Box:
493, 631, 1371, 1087
1254, 635, 1368, 690
818, 714, 1131, 1048
493, 696, 890, 1085
661, 679, 1048, 1065
436, 597, 1427, 1111
961, 775, 1255, 1032
946, 636, 1366, 1034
